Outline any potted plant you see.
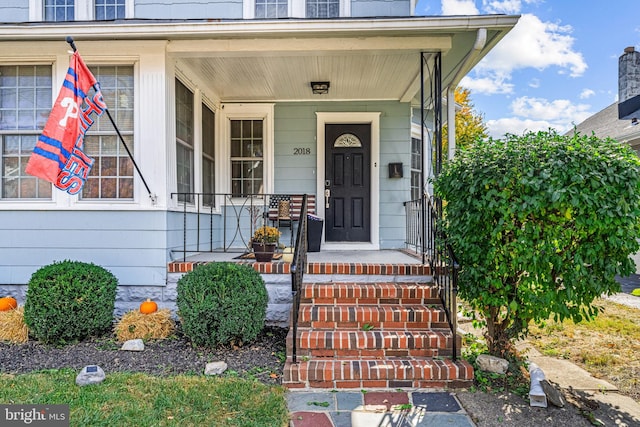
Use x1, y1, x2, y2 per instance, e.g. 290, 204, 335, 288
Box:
251, 225, 281, 262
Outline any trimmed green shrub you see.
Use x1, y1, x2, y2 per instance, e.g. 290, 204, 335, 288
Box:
435, 130, 640, 357
24, 260, 118, 345
177, 262, 268, 347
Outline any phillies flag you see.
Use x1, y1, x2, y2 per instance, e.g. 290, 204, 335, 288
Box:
26, 50, 106, 195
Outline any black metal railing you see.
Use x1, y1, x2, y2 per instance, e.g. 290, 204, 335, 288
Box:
290, 194, 308, 363
404, 198, 426, 264
169, 192, 309, 261
405, 194, 460, 360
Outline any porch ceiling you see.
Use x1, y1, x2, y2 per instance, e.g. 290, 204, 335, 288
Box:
177, 50, 432, 102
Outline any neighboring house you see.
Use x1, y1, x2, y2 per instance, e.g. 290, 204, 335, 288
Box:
571, 46, 640, 151
570, 102, 640, 153
570, 46, 640, 274
0, 1, 518, 308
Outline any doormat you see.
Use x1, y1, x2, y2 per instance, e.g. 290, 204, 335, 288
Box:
233, 252, 283, 260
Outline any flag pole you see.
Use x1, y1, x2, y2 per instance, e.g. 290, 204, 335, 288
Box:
66, 36, 156, 204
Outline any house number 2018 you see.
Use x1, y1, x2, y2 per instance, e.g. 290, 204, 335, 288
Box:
293, 147, 311, 155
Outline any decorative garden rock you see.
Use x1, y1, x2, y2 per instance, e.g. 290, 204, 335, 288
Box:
476, 354, 509, 374
76, 365, 106, 386
121, 339, 145, 351
204, 361, 228, 376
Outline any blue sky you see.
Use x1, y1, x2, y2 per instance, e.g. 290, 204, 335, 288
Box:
415, 0, 640, 138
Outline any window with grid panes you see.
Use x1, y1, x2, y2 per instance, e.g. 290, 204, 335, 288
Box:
411, 137, 422, 201
306, 0, 338, 17
255, 0, 288, 18
81, 65, 134, 200
95, 0, 125, 20
0, 65, 52, 200
230, 120, 263, 197
202, 104, 215, 206
44, 0, 75, 21
175, 80, 194, 203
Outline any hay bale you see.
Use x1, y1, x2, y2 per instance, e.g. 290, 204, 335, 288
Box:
0, 306, 29, 344
115, 308, 176, 342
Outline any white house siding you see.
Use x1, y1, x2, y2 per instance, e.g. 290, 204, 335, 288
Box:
0, 0, 29, 22
351, 0, 411, 17
274, 101, 411, 249
135, 0, 243, 19
0, 210, 170, 309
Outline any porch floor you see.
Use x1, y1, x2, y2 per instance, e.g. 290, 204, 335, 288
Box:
173, 249, 424, 265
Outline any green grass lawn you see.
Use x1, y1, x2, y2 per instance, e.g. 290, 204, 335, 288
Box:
0, 369, 289, 427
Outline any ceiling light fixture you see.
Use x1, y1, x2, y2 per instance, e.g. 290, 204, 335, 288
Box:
310, 81, 330, 95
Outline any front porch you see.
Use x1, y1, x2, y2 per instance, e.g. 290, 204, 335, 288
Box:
167, 246, 473, 390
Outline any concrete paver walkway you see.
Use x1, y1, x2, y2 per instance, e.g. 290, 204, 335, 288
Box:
287, 390, 476, 427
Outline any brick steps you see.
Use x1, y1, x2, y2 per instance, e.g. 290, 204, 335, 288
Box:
300, 282, 441, 305
298, 305, 449, 330
283, 358, 474, 390
283, 281, 473, 390
287, 329, 455, 359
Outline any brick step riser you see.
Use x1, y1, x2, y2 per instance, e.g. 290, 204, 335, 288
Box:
287, 331, 453, 349
288, 348, 448, 359
301, 297, 442, 306
285, 379, 473, 389
298, 306, 447, 327
302, 321, 451, 330
286, 333, 453, 352
301, 283, 440, 305
282, 359, 474, 390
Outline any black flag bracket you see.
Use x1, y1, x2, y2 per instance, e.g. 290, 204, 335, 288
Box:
66, 36, 157, 205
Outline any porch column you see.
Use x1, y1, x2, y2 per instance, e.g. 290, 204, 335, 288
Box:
447, 87, 456, 160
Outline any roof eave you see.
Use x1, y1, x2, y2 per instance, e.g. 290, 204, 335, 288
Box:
0, 15, 520, 41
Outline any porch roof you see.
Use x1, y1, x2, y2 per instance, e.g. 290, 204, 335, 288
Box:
1, 15, 519, 103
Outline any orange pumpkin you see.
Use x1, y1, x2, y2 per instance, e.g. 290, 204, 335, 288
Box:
0, 296, 18, 311
139, 299, 158, 314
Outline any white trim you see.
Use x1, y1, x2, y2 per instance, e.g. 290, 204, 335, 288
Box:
29, 0, 42, 21
219, 103, 275, 197
316, 112, 380, 250
243, 0, 254, 19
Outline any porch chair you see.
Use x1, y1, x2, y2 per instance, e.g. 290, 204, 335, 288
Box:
268, 195, 292, 244
277, 200, 294, 245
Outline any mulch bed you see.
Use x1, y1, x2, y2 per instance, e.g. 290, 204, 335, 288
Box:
0, 326, 288, 385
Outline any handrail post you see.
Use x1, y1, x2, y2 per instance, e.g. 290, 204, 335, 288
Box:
290, 194, 308, 364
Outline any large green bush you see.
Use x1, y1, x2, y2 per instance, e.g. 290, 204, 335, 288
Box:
177, 262, 268, 347
24, 260, 118, 345
435, 130, 640, 356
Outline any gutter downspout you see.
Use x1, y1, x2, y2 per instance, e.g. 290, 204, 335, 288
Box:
447, 28, 487, 159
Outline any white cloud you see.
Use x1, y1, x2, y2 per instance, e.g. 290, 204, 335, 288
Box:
474, 14, 587, 78
460, 73, 514, 95
441, 0, 479, 15
486, 96, 593, 138
486, 117, 554, 138
528, 78, 540, 88
579, 89, 595, 99
482, 0, 541, 14
511, 96, 590, 121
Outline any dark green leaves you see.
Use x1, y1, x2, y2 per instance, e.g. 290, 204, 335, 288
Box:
435, 130, 640, 355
